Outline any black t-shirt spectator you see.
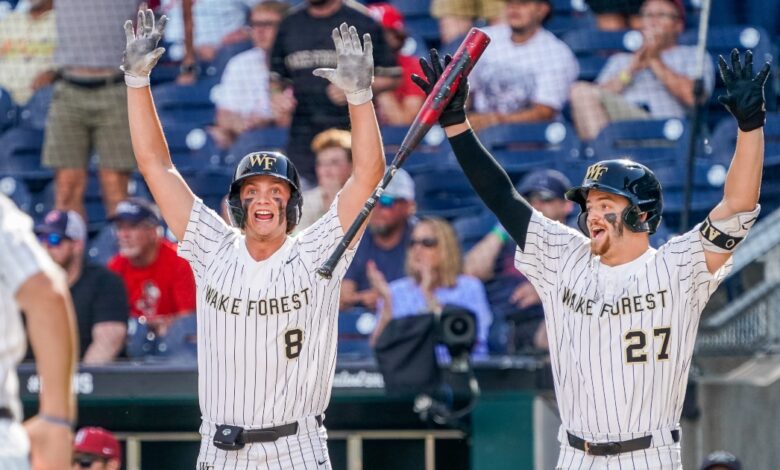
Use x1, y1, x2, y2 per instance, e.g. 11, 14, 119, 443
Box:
72, 264, 129, 359
271, 0, 397, 183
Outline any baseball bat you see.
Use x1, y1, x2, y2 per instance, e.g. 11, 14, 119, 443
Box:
316, 28, 491, 279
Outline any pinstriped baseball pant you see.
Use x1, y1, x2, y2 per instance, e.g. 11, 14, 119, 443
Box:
0, 421, 30, 470
196, 415, 331, 470
556, 442, 682, 469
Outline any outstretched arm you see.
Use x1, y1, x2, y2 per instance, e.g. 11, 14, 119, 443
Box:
704, 50, 770, 273
412, 50, 534, 249
313, 24, 385, 248
123, 9, 196, 240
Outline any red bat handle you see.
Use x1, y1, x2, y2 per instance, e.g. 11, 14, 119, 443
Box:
417, 28, 491, 127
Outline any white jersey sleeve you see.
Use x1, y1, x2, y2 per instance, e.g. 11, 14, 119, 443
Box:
177, 198, 237, 282
0, 195, 53, 294
295, 192, 359, 279
514, 210, 589, 297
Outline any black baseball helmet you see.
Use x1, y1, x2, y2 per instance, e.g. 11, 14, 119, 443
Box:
226, 151, 303, 233
565, 159, 663, 235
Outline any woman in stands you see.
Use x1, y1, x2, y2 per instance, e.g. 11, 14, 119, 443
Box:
367, 217, 492, 356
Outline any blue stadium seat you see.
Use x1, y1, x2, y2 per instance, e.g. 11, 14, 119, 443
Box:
477, 122, 581, 180
84, 172, 107, 231
0, 86, 17, 132
338, 308, 374, 360
87, 224, 118, 264
158, 314, 197, 362
152, 78, 218, 128
587, 119, 689, 166
452, 210, 497, 253
163, 124, 222, 174
708, 113, 780, 163
30, 181, 54, 222
18, 85, 52, 130
392, 0, 431, 17
0, 128, 51, 181
0, 176, 32, 214
562, 29, 638, 81
546, 0, 595, 37
224, 127, 290, 166
183, 171, 232, 213
204, 40, 253, 79
381, 125, 452, 174
412, 166, 484, 219
405, 15, 440, 48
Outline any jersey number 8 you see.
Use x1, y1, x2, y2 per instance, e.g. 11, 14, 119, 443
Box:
285, 329, 304, 359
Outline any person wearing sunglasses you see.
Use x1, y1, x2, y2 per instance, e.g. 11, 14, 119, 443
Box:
341, 169, 417, 312
35, 210, 129, 365
367, 217, 492, 357
570, 0, 714, 140
72, 427, 121, 470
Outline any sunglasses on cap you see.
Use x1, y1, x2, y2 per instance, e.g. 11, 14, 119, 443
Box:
37, 232, 69, 247
73, 454, 107, 468
378, 194, 399, 207
409, 237, 438, 248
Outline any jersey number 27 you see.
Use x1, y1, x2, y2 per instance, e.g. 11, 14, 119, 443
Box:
624, 327, 671, 364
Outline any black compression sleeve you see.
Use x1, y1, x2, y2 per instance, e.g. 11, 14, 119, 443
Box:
448, 130, 533, 250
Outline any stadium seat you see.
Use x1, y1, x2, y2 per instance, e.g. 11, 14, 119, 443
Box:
587, 119, 690, 166
204, 40, 253, 79
477, 122, 581, 180
0, 86, 17, 132
183, 171, 232, 213
545, 0, 595, 37
452, 210, 497, 252
338, 308, 374, 360
0, 128, 51, 182
152, 78, 218, 128
18, 85, 52, 130
412, 166, 484, 219
87, 224, 118, 264
562, 29, 639, 81
405, 15, 440, 49
380, 125, 453, 174
0, 176, 32, 214
158, 314, 198, 362
707, 113, 780, 163
84, 172, 107, 231
224, 127, 290, 166
163, 124, 222, 174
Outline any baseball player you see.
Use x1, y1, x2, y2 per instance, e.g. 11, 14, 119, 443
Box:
122, 10, 384, 468
413, 48, 770, 468
0, 194, 78, 469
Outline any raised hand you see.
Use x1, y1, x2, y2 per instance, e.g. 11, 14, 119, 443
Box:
718, 49, 771, 132
411, 49, 468, 127
122, 9, 167, 88
313, 23, 374, 106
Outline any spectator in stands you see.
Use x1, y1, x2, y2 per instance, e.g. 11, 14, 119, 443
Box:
270, 0, 399, 186
569, 0, 714, 140
367, 3, 425, 126
368, 217, 492, 356
43, 0, 141, 221
585, 0, 644, 31
464, 169, 573, 353
107, 198, 195, 356
431, 0, 504, 47
699, 450, 742, 470
35, 210, 129, 364
0, 0, 56, 105
340, 168, 416, 312
72, 427, 121, 470
297, 128, 352, 231
209, 1, 289, 150
466, 0, 579, 130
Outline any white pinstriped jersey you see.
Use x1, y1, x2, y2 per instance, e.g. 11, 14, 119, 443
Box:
178, 194, 356, 428
516, 211, 734, 438
0, 195, 54, 421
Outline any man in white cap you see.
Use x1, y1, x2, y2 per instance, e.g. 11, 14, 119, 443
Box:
340, 168, 416, 312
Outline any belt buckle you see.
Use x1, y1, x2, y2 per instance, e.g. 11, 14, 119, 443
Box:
584, 441, 591, 455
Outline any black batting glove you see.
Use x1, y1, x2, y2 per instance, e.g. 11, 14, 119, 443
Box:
718, 49, 771, 132
411, 49, 468, 128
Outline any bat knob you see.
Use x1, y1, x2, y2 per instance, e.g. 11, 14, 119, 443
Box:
316, 267, 333, 280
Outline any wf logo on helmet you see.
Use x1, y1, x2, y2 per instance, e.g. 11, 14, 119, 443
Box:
585, 164, 608, 181
249, 153, 278, 171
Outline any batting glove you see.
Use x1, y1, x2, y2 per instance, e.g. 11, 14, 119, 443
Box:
718, 49, 771, 132
411, 49, 468, 128
121, 9, 167, 88
313, 23, 374, 106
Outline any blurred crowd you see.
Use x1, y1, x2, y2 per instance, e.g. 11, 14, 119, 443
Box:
0, 0, 771, 363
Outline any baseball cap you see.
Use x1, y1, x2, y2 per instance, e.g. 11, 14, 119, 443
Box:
382, 168, 415, 201
700, 451, 741, 470
517, 169, 571, 201
34, 210, 86, 242
73, 427, 121, 460
367, 3, 406, 35
109, 198, 161, 225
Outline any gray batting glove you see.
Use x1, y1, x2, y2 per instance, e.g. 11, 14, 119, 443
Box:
121, 9, 167, 88
313, 23, 374, 106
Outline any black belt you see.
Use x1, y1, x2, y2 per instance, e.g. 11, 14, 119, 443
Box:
0, 407, 12, 420
60, 74, 124, 89
567, 429, 679, 456
214, 415, 323, 451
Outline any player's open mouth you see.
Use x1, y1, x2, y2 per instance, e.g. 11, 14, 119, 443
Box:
591, 227, 606, 240
254, 210, 274, 222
